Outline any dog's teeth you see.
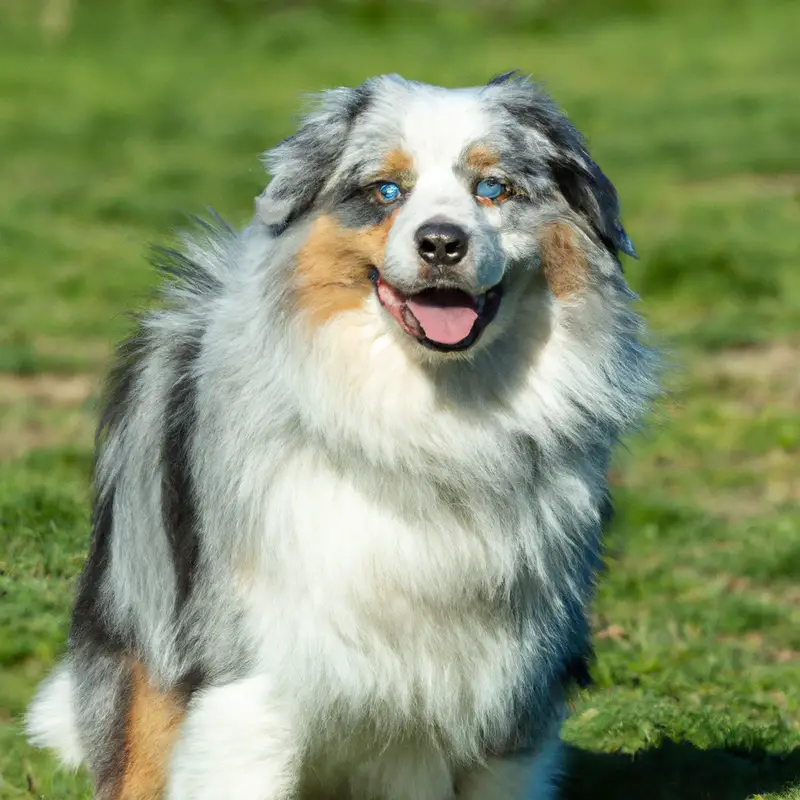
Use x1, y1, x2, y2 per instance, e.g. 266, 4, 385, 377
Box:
475, 295, 486, 313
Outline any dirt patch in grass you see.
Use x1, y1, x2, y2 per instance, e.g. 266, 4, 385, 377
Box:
681, 172, 800, 201
34, 336, 113, 371
0, 373, 98, 406
698, 454, 800, 521
696, 339, 800, 409
0, 372, 98, 459
679, 339, 800, 518
704, 338, 800, 380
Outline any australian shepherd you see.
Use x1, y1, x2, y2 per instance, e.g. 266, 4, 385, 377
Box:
27, 72, 657, 799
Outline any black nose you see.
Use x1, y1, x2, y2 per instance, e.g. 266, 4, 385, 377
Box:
415, 222, 469, 266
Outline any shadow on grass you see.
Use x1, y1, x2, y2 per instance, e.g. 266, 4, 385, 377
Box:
566, 741, 800, 799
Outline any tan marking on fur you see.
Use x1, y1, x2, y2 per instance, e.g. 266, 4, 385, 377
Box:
117, 663, 186, 800
465, 145, 499, 172
539, 222, 589, 298
381, 149, 413, 176
295, 213, 396, 325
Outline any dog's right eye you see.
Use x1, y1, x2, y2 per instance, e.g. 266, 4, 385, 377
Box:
376, 183, 402, 204
475, 177, 508, 202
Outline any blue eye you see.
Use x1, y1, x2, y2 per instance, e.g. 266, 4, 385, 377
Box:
378, 183, 402, 203
475, 178, 506, 200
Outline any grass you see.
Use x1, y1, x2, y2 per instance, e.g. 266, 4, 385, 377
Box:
1, 0, 799, 797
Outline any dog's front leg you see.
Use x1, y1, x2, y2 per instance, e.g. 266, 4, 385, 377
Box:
457, 733, 564, 800
166, 674, 300, 800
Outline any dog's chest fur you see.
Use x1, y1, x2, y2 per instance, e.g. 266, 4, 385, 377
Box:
235, 444, 588, 763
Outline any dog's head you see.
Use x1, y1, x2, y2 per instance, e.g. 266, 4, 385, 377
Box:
257, 73, 637, 359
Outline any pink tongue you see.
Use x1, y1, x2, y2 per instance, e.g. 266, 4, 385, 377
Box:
406, 290, 478, 345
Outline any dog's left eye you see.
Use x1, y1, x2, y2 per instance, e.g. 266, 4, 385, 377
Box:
475, 178, 507, 201
377, 183, 402, 204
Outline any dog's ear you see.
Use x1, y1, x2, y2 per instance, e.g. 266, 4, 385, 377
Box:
548, 152, 637, 260
256, 86, 370, 234
492, 75, 637, 261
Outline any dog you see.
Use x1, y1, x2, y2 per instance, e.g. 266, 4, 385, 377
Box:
26, 72, 657, 799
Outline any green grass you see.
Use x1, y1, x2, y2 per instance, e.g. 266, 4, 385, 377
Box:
1, 1, 799, 797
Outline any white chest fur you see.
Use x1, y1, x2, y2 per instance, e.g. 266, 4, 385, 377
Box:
237, 447, 545, 760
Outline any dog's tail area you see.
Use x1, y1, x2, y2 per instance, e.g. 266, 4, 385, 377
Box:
26, 661, 85, 768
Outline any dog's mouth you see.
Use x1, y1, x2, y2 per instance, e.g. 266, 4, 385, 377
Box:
369, 268, 502, 352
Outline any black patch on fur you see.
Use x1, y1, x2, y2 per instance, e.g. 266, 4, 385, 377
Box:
561, 644, 595, 690
335, 189, 395, 230
600, 489, 614, 529
151, 246, 222, 296
73, 324, 150, 655
70, 485, 128, 653
550, 159, 620, 257
96, 330, 148, 451
340, 83, 373, 127
161, 339, 202, 611
174, 663, 208, 702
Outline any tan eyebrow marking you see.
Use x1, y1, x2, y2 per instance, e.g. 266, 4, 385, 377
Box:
465, 145, 499, 172
381, 149, 414, 175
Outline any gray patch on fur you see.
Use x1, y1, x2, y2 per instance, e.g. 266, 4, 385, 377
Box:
484, 74, 636, 260
257, 84, 374, 233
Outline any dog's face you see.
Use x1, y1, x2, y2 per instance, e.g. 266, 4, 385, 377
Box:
257, 73, 636, 358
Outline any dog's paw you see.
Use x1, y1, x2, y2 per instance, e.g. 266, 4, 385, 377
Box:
166, 676, 298, 800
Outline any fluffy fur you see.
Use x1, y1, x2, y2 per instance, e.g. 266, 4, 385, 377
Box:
27, 72, 657, 799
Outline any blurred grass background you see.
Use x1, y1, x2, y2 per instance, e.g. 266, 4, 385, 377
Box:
1, 0, 799, 798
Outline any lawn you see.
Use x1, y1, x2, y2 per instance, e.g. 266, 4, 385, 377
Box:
1, 1, 799, 797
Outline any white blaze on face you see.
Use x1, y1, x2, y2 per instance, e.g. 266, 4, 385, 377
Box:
401, 87, 489, 171
381, 87, 506, 295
